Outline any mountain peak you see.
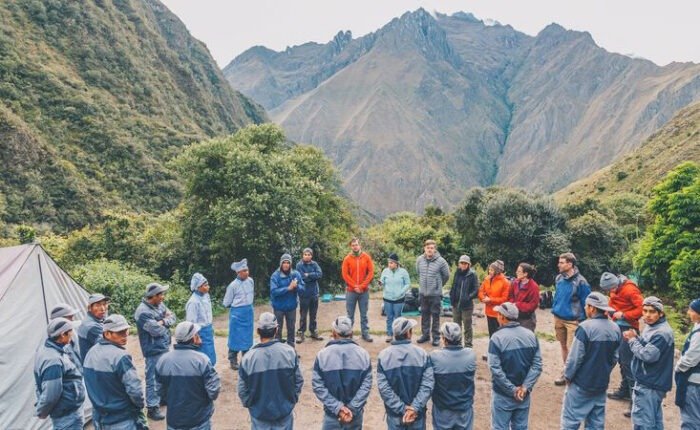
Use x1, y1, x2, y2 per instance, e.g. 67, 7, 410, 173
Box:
536, 23, 595, 45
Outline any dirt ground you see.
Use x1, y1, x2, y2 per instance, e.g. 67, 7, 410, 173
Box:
115, 294, 680, 429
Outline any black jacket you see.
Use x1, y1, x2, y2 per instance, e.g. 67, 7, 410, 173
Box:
450, 269, 479, 310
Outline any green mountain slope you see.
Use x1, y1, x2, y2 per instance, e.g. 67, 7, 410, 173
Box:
555, 102, 700, 204
0, 0, 265, 230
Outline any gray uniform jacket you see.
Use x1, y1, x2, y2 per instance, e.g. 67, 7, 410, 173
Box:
377, 340, 434, 417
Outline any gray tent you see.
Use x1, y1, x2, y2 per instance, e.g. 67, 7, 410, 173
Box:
0, 244, 92, 429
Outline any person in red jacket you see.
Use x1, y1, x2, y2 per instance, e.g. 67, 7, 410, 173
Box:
509, 263, 540, 332
599, 272, 644, 406
341, 237, 375, 342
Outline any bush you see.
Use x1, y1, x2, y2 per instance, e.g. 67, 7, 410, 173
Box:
71, 259, 190, 322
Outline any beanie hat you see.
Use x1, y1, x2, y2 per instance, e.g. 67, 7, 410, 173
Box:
490, 260, 505, 274
388, 253, 399, 264
599, 272, 620, 292
302, 248, 313, 255
690, 298, 700, 314
280, 253, 292, 266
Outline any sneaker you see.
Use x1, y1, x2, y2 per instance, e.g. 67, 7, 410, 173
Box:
310, 331, 324, 341
431, 339, 440, 347
554, 377, 567, 386
362, 334, 374, 342
147, 406, 165, 421
417, 335, 430, 344
385, 336, 393, 343
607, 388, 631, 401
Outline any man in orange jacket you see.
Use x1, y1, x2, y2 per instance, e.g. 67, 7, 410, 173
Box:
342, 237, 375, 342
599, 272, 644, 406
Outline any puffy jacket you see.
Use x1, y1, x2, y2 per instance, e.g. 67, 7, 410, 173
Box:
381, 267, 411, 302
416, 252, 450, 297
551, 269, 591, 321
609, 278, 643, 330
487, 322, 542, 398
564, 315, 621, 393
83, 339, 144, 425
377, 340, 434, 418
342, 252, 374, 293
429, 346, 476, 411
156, 344, 221, 428
134, 299, 175, 357
509, 278, 540, 316
312, 339, 372, 417
478, 274, 510, 318
77, 312, 104, 364
296, 260, 323, 298
450, 269, 479, 311
270, 269, 305, 312
33, 339, 85, 419
630, 316, 675, 392
238, 340, 303, 422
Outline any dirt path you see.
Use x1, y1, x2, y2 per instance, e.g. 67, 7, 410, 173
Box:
117, 295, 680, 429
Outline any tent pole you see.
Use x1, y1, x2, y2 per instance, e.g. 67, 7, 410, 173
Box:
38, 253, 49, 325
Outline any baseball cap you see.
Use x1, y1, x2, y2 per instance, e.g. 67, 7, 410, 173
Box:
332, 316, 353, 336
585, 291, 615, 312
145, 282, 169, 298
47, 317, 74, 338
392, 317, 417, 337
494, 302, 519, 320
441, 322, 462, 343
88, 293, 110, 306
258, 312, 278, 330
103, 314, 131, 332
175, 321, 201, 343
50, 303, 78, 319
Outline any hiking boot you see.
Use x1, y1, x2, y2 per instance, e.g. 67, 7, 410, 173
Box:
623, 409, 632, 418
230, 356, 238, 370
417, 335, 430, 344
297, 332, 305, 344
431, 339, 440, 347
147, 406, 165, 421
310, 331, 324, 341
554, 377, 567, 386
385, 336, 393, 343
607, 388, 631, 401
362, 334, 374, 342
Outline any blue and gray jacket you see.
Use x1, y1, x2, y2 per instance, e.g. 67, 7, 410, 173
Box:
488, 322, 542, 398
551, 268, 591, 321
155, 343, 221, 428
134, 299, 175, 357
377, 340, 434, 417
312, 339, 372, 417
83, 339, 144, 425
296, 260, 323, 298
77, 312, 104, 364
630, 316, 675, 392
564, 314, 621, 393
429, 346, 476, 411
237, 340, 304, 422
33, 339, 85, 419
270, 269, 305, 312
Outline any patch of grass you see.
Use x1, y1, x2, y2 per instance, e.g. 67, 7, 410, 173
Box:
536, 331, 557, 342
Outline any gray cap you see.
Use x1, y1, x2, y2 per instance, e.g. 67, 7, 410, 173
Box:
302, 248, 313, 255
145, 282, 169, 298
392, 317, 417, 338
332, 316, 353, 337
174, 321, 201, 343
50, 303, 78, 319
494, 302, 519, 320
47, 317, 74, 338
231, 259, 249, 272
585, 291, 615, 312
458, 255, 471, 264
258, 312, 278, 330
599, 272, 620, 292
88, 293, 110, 306
643, 296, 664, 313
103, 314, 130, 332
441, 322, 462, 343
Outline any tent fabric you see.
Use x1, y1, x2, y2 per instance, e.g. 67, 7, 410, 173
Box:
0, 244, 92, 429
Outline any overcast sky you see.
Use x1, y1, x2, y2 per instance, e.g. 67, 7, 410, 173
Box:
160, 0, 700, 68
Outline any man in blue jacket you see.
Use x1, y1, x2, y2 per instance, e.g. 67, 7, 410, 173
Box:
488, 302, 543, 430
430, 322, 477, 430
83, 314, 146, 429
156, 321, 221, 430
560, 292, 621, 429
134, 282, 176, 421
34, 317, 86, 430
377, 317, 434, 429
624, 296, 675, 429
238, 312, 304, 430
552, 252, 591, 386
270, 253, 305, 348
77, 293, 110, 364
296, 247, 324, 343
312, 316, 372, 429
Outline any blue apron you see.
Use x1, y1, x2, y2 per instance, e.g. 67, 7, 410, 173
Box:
228, 305, 254, 352
198, 324, 217, 365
